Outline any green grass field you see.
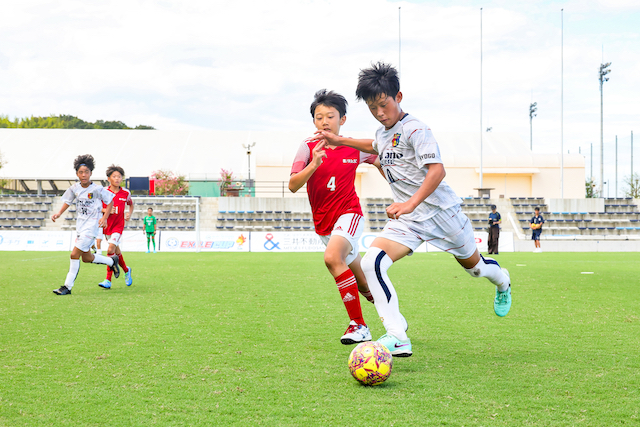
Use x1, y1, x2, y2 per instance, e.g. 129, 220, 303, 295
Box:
1, 251, 639, 426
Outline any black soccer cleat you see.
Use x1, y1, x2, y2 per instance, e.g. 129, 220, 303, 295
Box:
109, 255, 120, 279
53, 286, 71, 295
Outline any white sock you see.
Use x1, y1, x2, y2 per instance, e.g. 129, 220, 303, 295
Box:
361, 247, 408, 341
64, 259, 80, 290
92, 254, 113, 266
464, 255, 510, 292
96, 249, 102, 255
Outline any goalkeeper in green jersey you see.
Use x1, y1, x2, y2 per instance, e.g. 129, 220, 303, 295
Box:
143, 207, 157, 253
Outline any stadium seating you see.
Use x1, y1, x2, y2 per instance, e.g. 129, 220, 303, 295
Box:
3, 192, 638, 241
514, 198, 640, 238
0, 194, 54, 229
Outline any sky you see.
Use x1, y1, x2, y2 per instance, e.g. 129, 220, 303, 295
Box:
1, 0, 639, 192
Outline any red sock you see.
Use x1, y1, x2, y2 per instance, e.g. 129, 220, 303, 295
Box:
106, 252, 114, 280
118, 253, 129, 273
335, 270, 365, 326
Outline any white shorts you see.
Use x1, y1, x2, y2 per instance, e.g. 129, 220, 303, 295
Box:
104, 232, 122, 247
96, 228, 104, 239
75, 234, 95, 252
379, 205, 477, 259
318, 213, 364, 265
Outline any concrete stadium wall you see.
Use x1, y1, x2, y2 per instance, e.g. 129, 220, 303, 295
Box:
548, 198, 605, 213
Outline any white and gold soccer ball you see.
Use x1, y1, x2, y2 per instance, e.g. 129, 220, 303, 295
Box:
348, 341, 393, 386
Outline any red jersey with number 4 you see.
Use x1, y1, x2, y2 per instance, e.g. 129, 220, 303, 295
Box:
291, 138, 377, 236
102, 187, 133, 235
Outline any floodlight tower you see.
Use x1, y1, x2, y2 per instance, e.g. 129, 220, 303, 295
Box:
242, 142, 256, 193
529, 102, 537, 151
599, 62, 611, 197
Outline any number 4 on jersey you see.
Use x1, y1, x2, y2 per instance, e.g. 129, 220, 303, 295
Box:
327, 176, 336, 192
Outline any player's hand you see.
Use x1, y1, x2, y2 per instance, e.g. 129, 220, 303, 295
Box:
386, 201, 416, 220
51, 213, 60, 222
310, 140, 328, 168
125, 212, 131, 221
314, 130, 342, 147
98, 217, 107, 228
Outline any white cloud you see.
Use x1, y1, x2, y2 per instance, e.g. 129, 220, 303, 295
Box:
0, 0, 638, 174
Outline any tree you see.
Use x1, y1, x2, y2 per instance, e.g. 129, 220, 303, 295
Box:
151, 170, 189, 196
585, 177, 599, 198
0, 114, 155, 129
623, 173, 640, 198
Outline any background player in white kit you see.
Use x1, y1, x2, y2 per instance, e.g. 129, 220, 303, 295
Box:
51, 154, 120, 295
316, 62, 512, 357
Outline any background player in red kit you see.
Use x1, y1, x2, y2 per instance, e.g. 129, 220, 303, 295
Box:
98, 165, 134, 289
289, 89, 385, 345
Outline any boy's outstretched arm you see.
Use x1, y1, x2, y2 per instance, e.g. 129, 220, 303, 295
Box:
289, 141, 327, 193
314, 130, 376, 154
51, 203, 70, 222
386, 163, 446, 219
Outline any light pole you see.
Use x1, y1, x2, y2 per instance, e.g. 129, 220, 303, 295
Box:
479, 7, 483, 189
560, 8, 564, 198
599, 62, 611, 197
529, 102, 537, 150
242, 142, 256, 194
398, 7, 401, 79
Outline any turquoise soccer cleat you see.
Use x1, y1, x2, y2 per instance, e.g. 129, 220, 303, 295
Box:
494, 268, 512, 317
377, 333, 412, 357
125, 267, 133, 286
98, 280, 111, 289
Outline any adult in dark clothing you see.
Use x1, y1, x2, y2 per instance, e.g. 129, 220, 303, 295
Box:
488, 204, 501, 255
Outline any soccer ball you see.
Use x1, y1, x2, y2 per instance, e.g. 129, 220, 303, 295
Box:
348, 341, 393, 386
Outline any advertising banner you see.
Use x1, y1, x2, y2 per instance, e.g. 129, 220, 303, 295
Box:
160, 231, 250, 252
118, 230, 154, 252
0, 230, 513, 253
250, 231, 325, 252
0, 230, 72, 251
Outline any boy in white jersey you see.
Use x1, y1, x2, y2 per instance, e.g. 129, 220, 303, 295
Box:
51, 154, 120, 295
316, 62, 512, 357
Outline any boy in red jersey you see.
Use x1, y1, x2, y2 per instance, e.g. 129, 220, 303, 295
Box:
289, 89, 384, 345
98, 165, 134, 289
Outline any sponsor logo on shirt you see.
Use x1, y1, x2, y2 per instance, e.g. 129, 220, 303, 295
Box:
420, 153, 436, 160
343, 159, 357, 163
392, 133, 401, 147
381, 151, 403, 166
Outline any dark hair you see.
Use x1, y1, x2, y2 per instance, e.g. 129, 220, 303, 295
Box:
106, 164, 125, 178
356, 62, 400, 103
491, 205, 497, 210
310, 89, 348, 118
534, 207, 540, 212
148, 207, 153, 211
73, 154, 95, 171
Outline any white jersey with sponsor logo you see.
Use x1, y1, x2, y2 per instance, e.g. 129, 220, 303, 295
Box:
61, 182, 115, 238
373, 113, 461, 222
